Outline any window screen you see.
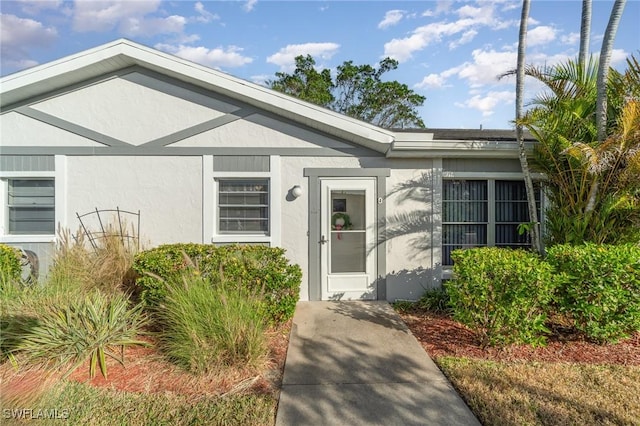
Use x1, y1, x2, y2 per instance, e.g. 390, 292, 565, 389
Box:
495, 180, 540, 248
442, 180, 488, 266
442, 179, 540, 266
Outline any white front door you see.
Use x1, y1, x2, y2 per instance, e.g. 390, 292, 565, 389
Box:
320, 178, 377, 300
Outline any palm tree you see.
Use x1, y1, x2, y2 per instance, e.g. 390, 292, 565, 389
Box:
596, 0, 627, 144
515, 0, 542, 254
578, 0, 592, 68
521, 55, 640, 244
585, 0, 626, 215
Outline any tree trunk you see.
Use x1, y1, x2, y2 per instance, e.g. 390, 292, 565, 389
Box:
596, 0, 626, 144
516, 0, 543, 254
578, 0, 592, 68
591, 0, 626, 215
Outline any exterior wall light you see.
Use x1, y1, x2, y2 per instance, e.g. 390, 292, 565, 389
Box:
291, 185, 303, 198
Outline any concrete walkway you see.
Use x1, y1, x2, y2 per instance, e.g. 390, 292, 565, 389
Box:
276, 301, 481, 426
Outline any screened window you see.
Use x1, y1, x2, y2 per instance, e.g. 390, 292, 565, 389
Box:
442, 180, 540, 265
442, 180, 488, 266
7, 179, 55, 235
495, 180, 540, 249
218, 179, 269, 234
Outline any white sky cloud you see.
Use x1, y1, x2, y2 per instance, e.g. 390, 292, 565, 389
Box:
561, 32, 580, 46
155, 43, 253, 68
120, 15, 186, 37
527, 25, 557, 47
450, 48, 517, 87
527, 16, 540, 26
449, 29, 478, 49
16, 0, 62, 15
384, 3, 516, 62
455, 90, 514, 116
244, 0, 257, 12
422, 0, 453, 17
194, 2, 219, 23
72, 0, 185, 37
378, 10, 405, 29
415, 73, 448, 89
0, 13, 58, 71
267, 42, 340, 71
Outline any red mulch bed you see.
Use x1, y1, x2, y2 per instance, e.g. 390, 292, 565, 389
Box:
400, 310, 640, 365
66, 322, 291, 397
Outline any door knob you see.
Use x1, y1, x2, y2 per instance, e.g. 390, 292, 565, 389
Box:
319, 235, 328, 244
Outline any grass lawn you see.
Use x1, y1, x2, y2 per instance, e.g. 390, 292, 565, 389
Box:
401, 309, 640, 426
3, 381, 276, 426
437, 358, 640, 425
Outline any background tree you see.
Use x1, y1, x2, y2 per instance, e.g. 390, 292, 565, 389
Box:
521, 55, 640, 244
269, 55, 426, 129
269, 55, 334, 107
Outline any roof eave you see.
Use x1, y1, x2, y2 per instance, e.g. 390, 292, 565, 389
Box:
386, 140, 535, 158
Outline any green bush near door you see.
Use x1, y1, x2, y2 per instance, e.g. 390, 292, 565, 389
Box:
132, 244, 302, 324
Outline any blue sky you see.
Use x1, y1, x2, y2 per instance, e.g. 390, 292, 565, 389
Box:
1, 0, 638, 129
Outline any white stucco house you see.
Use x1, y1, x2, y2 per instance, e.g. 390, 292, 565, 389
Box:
0, 39, 540, 301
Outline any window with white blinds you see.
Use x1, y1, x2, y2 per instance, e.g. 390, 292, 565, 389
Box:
8, 179, 55, 235
217, 179, 269, 234
442, 180, 540, 265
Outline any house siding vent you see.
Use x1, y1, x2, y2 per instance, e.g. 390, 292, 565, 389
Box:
213, 156, 270, 172
0, 156, 55, 172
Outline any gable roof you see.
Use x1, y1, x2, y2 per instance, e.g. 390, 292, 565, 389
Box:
0, 39, 394, 154
1, 39, 529, 158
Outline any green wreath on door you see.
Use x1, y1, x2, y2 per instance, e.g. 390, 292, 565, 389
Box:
331, 212, 352, 230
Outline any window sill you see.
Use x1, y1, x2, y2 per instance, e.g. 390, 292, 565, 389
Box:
0, 235, 56, 244
442, 268, 454, 280
211, 235, 271, 244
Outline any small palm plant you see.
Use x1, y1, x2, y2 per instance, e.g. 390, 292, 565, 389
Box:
12, 292, 148, 379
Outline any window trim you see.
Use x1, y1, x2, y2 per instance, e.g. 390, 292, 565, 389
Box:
206, 155, 281, 246
216, 178, 270, 236
442, 177, 543, 266
0, 155, 65, 244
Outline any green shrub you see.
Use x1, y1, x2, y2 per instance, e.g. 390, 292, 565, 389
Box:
547, 243, 640, 343
0, 244, 21, 285
10, 292, 148, 379
133, 244, 301, 324
418, 288, 452, 314
157, 272, 267, 373
448, 247, 559, 347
